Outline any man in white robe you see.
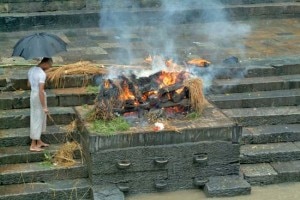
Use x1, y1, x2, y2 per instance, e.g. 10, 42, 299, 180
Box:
28, 57, 52, 152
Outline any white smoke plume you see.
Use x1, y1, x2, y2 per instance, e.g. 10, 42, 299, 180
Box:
98, 0, 251, 92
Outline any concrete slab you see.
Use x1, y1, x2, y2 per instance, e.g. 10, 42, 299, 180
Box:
241, 163, 278, 185
243, 124, 300, 144
271, 160, 300, 183
204, 175, 251, 197
240, 142, 300, 164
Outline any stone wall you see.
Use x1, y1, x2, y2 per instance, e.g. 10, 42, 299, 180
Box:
0, 0, 297, 13
0, 0, 99, 13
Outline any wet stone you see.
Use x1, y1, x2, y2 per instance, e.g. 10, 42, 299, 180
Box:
271, 160, 300, 183
241, 163, 278, 185
240, 142, 300, 164
93, 184, 125, 200
204, 175, 251, 197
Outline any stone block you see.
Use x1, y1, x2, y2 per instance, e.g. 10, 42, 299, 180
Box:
93, 184, 125, 200
240, 142, 300, 164
204, 175, 251, 197
241, 163, 278, 185
271, 160, 300, 183
0, 96, 13, 110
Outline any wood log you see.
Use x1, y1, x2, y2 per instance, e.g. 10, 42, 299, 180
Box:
159, 99, 190, 109
158, 82, 184, 96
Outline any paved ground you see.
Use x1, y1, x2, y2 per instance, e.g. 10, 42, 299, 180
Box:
1, 18, 300, 67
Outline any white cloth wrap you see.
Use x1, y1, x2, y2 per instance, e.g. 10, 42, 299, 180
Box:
30, 91, 47, 140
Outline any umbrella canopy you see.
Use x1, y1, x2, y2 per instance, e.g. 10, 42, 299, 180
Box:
12, 32, 67, 60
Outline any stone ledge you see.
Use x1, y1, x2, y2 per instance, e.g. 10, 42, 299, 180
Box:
204, 175, 251, 197
241, 163, 278, 185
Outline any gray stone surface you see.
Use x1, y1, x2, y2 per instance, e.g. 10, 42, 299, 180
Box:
240, 142, 300, 164
242, 124, 300, 144
93, 184, 124, 200
271, 160, 300, 183
84, 140, 240, 194
0, 161, 87, 185
208, 89, 300, 109
222, 106, 300, 127
0, 106, 76, 129
212, 75, 300, 94
75, 104, 235, 152
204, 175, 251, 197
0, 125, 73, 147
0, 144, 61, 165
241, 163, 278, 185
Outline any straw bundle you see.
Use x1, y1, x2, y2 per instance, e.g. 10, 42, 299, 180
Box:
63, 120, 77, 139
183, 78, 208, 113
53, 141, 82, 167
46, 61, 107, 88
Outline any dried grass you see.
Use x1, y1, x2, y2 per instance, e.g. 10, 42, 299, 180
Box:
90, 99, 115, 121
63, 120, 77, 139
183, 78, 208, 113
46, 61, 107, 88
53, 141, 82, 167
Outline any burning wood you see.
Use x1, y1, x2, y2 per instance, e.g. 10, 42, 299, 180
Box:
187, 58, 211, 67
93, 68, 207, 121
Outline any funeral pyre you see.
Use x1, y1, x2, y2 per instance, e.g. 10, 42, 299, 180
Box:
92, 56, 209, 122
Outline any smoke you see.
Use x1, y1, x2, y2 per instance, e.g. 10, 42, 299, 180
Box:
98, 0, 251, 93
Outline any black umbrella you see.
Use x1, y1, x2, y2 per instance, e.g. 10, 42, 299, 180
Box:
12, 32, 67, 60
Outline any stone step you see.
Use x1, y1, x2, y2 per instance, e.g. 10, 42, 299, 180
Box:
240, 142, 300, 164
0, 106, 76, 129
0, 143, 83, 165
214, 63, 300, 79
241, 163, 278, 185
207, 89, 300, 109
0, 160, 87, 185
0, 144, 61, 165
203, 175, 251, 197
241, 160, 300, 185
1, 2, 300, 31
0, 87, 97, 110
0, 67, 97, 91
210, 74, 300, 94
0, 178, 92, 200
0, 125, 78, 147
242, 124, 300, 145
221, 106, 300, 127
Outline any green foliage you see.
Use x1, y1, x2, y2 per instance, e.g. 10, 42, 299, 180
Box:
91, 117, 130, 135
40, 151, 53, 167
86, 85, 99, 93
186, 112, 202, 120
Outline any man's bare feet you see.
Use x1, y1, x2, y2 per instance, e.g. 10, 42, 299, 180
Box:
37, 141, 49, 148
30, 146, 44, 152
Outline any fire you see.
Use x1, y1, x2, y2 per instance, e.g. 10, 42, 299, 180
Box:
104, 80, 110, 89
157, 71, 181, 88
187, 58, 211, 67
142, 90, 158, 101
119, 82, 135, 101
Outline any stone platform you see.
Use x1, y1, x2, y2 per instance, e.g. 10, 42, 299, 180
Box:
75, 103, 250, 196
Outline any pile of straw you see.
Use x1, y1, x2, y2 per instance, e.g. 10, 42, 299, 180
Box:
183, 78, 208, 113
46, 61, 107, 88
53, 141, 82, 167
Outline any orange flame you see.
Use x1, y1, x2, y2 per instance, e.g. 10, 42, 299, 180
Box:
142, 90, 158, 101
104, 80, 110, 89
157, 71, 181, 88
119, 83, 135, 101
187, 58, 211, 67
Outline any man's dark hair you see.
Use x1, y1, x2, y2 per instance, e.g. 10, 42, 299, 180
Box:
41, 57, 53, 63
